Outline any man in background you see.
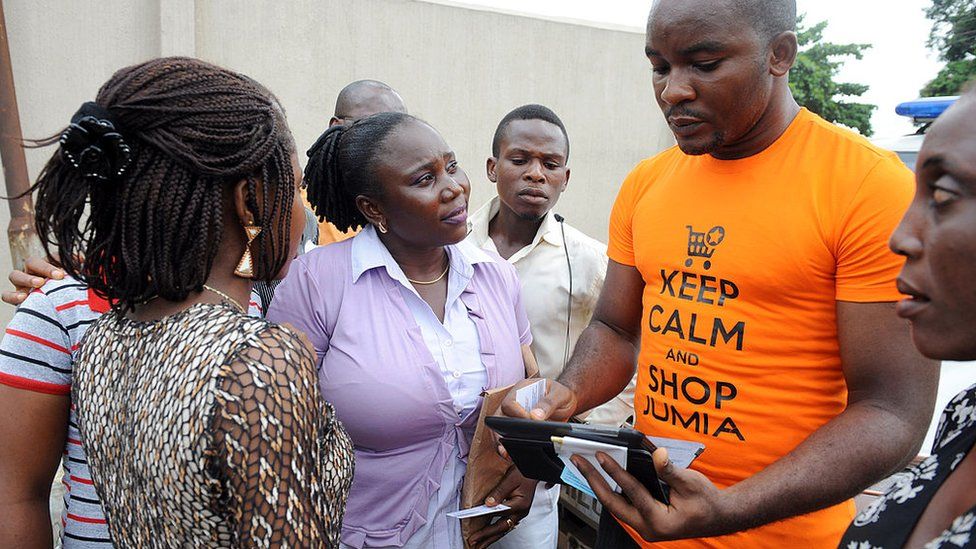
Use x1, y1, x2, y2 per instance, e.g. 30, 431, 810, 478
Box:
468, 104, 635, 549
315, 79, 408, 245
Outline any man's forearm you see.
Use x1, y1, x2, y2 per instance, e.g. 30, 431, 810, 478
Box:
718, 400, 926, 533
0, 499, 55, 548
557, 320, 639, 414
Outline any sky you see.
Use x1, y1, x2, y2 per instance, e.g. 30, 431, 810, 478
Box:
449, 0, 944, 138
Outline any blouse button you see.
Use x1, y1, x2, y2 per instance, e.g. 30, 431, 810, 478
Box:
452, 370, 461, 379
444, 339, 454, 348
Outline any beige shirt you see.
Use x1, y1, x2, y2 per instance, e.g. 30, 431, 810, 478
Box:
467, 197, 635, 426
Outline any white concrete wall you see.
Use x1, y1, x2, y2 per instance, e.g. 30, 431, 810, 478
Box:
1, 0, 673, 326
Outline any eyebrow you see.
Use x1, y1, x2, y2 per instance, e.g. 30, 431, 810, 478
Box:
646, 41, 727, 57
506, 147, 566, 159
407, 151, 455, 175
921, 154, 976, 191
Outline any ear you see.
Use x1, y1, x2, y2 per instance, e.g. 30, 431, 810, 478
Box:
329, 116, 342, 127
486, 157, 498, 183
231, 179, 257, 225
356, 195, 385, 229
769, 31, 798, 77
561, 167, 571, 193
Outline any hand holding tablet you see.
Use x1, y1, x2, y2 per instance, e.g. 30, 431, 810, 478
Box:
485, 416, 675, 505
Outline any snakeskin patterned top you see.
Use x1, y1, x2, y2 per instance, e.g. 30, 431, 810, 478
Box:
74, 302, 354, 548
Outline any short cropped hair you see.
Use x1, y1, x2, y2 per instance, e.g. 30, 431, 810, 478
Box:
736, 0, 797, 42
491, 104, 570, 160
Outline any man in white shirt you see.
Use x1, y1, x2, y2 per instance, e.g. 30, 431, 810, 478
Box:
467, 104, 636, 548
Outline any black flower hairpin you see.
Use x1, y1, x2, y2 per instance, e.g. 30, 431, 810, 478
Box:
59, 102, 132, 181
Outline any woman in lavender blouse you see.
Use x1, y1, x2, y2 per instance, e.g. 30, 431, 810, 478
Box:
268, 112, 538, 549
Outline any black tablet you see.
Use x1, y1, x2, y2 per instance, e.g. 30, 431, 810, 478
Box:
486, 416, 670, 504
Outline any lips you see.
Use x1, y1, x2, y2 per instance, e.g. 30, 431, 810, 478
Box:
668, 116, 705, 137
517, 187, 549, 205
895, 278, 931, 319
442, 204, 468, 225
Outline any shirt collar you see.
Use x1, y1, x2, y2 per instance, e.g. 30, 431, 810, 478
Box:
470, 196, 564, 251
351, 224, 493, 285
539, 209, 564, 247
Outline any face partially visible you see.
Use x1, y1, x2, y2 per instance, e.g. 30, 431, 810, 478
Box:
332, 90, 407, 127
369, 120, 471, 248
645, 0, 773, 156
489, 119, 570, 221
889, 96, 976, 360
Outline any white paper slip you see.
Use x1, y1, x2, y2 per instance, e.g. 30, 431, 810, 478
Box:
515, 379, 546, 412
646, 435, 705, 469
552, 435, 628, 495
447, 503, 512, 519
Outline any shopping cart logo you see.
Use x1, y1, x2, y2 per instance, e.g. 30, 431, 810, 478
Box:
684, 225, 726, 270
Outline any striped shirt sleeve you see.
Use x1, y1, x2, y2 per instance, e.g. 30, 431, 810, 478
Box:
0, 287, 76, 395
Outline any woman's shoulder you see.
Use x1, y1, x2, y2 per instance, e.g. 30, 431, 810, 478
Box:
234, 321, 315, 368
219, 320, 319, 396
274, 239, 355, 302
292, 239, 355, 277
459, 240, 518, 282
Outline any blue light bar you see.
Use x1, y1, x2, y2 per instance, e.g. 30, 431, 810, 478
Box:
896, 96, 959, 121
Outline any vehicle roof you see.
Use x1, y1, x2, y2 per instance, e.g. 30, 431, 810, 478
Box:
872, 133, 925, 153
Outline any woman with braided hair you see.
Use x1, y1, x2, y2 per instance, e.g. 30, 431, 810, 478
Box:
0, 57, 353, 548
268, 112, 537, 549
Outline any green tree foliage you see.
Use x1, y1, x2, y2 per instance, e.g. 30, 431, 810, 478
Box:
790, 16, 876, 136
921, 0, 976, 96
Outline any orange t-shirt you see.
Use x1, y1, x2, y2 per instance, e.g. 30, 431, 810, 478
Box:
317, 219, 359, 246
607, 109, 913, 548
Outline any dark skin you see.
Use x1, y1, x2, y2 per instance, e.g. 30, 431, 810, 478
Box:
357, 120, 470, 321
0, 387, 68, 548
3, 257, 64, 306
646, 0, 799, 160
329, 82, 406, 128
500, 0, 938, 541
0, 156, 305, 548
889, 95, 976, 548
486, 118, 570, 260
355, 119, 537, 548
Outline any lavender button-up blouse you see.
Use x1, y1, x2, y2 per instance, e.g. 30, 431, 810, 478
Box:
267, 230, 530, 548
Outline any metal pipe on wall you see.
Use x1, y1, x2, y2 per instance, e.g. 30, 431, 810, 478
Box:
0, 0, 38, 270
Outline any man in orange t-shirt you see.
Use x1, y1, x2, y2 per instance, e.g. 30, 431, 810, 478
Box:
500, 0, 938, 547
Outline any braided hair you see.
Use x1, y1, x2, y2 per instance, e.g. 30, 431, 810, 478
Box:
30, 57, 297, 311
304, 111, 413, 232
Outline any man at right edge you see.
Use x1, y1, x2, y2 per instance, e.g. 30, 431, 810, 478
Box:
501, 0, 939, 547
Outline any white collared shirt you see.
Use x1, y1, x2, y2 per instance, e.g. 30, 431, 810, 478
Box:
467, 197, 635, 427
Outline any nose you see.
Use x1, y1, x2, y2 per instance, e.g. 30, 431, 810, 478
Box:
441, 172, 465, 201
889, 204, 924, 259
524, 160, 545, 182
659, 67, 696, 106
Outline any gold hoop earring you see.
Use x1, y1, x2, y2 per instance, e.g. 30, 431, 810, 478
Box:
234, 223, 262, 278
377, 221, 388, 234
